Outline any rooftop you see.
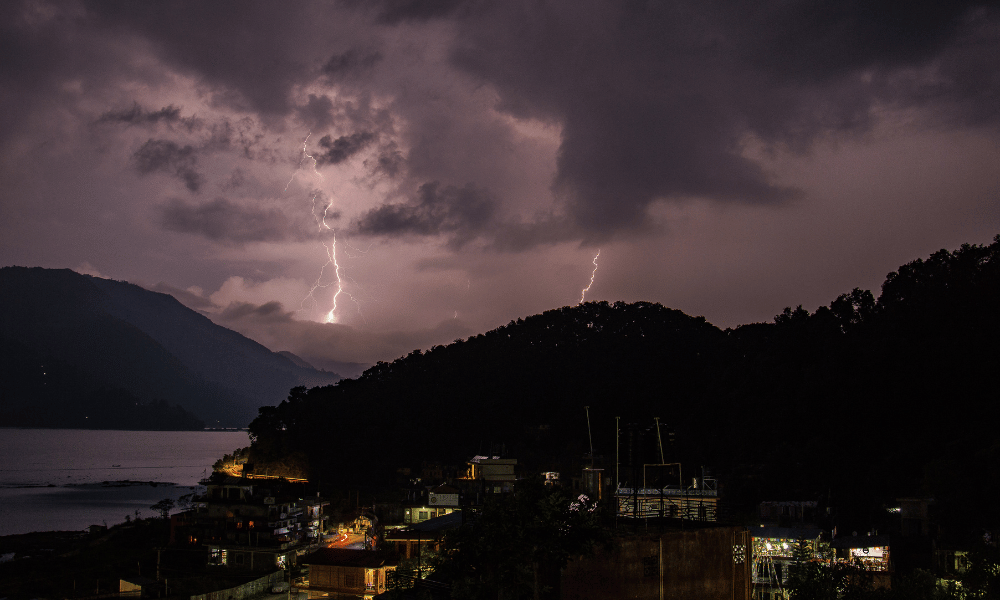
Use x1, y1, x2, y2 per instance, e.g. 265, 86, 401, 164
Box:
300, 548, 397, 568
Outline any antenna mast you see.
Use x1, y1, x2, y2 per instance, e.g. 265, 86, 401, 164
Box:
655, 417, 665, 464
585, 406, 594, 469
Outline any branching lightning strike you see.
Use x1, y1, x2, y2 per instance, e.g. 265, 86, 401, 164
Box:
579, 249, 601, 304
289, 133, 362, 324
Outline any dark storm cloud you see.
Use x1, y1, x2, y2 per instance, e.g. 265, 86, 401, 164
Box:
720, 1, 1000, 144
296, 94, 395, 144
85, 1, 315, 116
4, 0, 999, 256
374, 0, 467, 24
132, 139, 203, 192
0, 1, 138, 141
442, 0, 1000, 238
219, 300, 292, 322
322, 49, 383, 80
203, 117, 276, 161
158, 197, 296, 244
492, 216, 579, 253
127, 117, 276, 191
315, 132, 377, 166
98, 103, 184, 126
365, 142, 405, 179
734, 1, 991, 79
297, 94, 336, 132
355, 181, 496, 247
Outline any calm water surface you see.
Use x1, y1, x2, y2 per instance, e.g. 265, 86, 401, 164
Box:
0, 429, 248, 536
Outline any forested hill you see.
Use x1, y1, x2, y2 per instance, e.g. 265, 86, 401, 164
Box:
249, 236, 1000, 532
0, 267, 341, 428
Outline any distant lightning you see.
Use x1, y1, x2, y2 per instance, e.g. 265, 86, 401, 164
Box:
579, 249, 601, 304
285, 133, 320, 192
287, 133, 364, 325
341, 240, 373, 259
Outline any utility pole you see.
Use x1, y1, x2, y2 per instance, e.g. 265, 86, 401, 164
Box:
584, 406, 594, 469
615, 416, 620, 490
615, 416, 620, 529
654, 417, 665, 464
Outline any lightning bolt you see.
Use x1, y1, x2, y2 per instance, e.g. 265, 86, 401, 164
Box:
298, 197, 366, 325
287, 133, 365, 325
579, 249, 601, 304
323, 232, 343, 323
285, 133, 321, 192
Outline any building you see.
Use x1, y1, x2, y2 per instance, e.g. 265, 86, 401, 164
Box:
386, 511, 463, 561
402, 484, 461, 524
169, 475, 328, 571
459, 456, 518, 494
561, 527, 753, 599
299, 548, 397, 599
615, 480, 719, 522
831, 534, 891, 572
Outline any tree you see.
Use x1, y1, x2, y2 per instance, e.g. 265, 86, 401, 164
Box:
956, 543, 1000, 599
786, 539, 835, 600
150, 498, 175, 520
829, 288, 875, 333
430, 479, 606, 600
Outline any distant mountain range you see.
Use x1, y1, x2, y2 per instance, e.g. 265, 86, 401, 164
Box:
0, 267, 341, 428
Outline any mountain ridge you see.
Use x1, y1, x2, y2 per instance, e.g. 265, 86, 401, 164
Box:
0, 266, 341, 427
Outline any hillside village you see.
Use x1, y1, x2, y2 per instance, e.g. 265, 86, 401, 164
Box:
96, 438, 986, 600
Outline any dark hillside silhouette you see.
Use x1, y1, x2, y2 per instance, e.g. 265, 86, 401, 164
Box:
248, 236, 1000, 536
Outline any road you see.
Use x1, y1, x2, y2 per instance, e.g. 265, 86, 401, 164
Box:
326, 532, 366, 549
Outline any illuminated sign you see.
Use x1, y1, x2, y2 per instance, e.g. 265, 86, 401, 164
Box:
850, 547, 884, 558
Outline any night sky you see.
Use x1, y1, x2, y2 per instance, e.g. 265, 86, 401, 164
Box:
2, 0, 999, 368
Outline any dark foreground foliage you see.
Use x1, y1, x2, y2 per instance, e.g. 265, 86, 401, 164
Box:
382, 479, 607, 600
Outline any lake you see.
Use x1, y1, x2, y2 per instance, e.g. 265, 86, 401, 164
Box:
0, 428, 248, 537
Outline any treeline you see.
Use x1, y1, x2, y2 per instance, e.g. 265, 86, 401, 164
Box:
247, 236, 1000, 539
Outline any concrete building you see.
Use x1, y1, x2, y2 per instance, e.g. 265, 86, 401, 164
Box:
561, 527, 753, 599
